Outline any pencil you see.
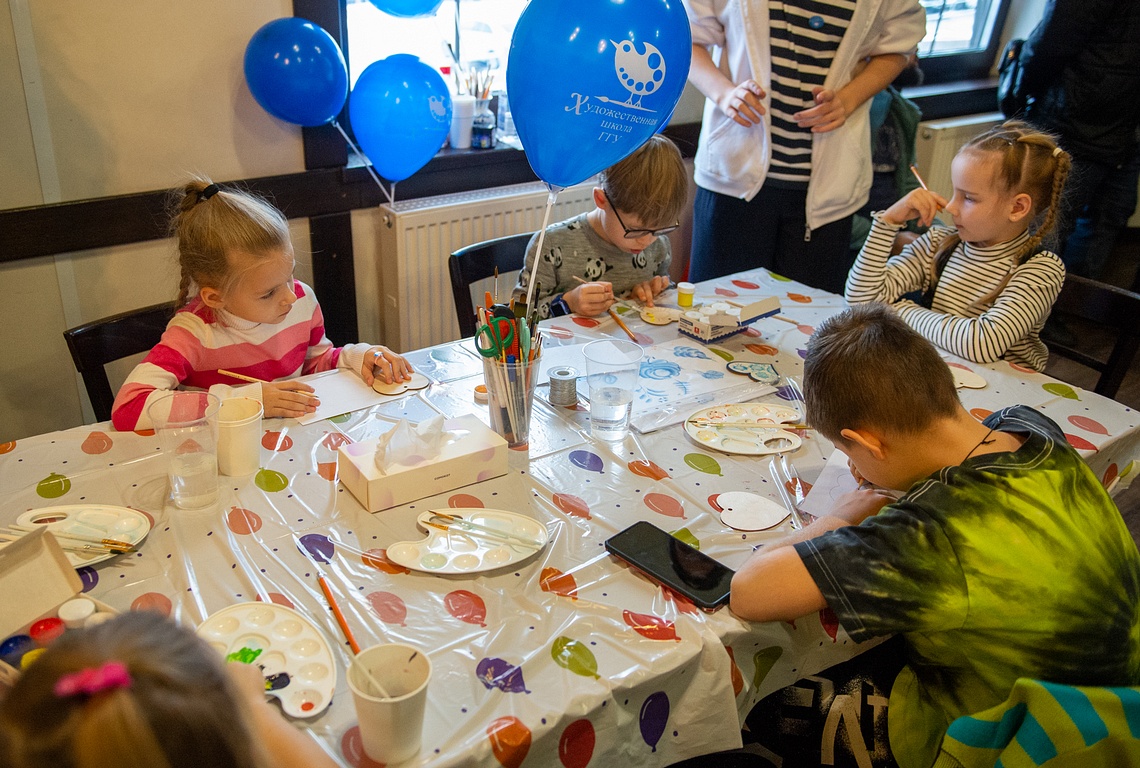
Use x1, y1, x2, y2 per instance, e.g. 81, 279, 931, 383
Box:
607, 308, 638, 342
218, 369, 265, 384
317, 571, 361, 655
909, 164, 929, 191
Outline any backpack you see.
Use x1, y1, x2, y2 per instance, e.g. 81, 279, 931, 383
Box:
997, 39, 1028, 118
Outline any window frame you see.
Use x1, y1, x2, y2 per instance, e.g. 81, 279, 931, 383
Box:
915, 0, 1014, 84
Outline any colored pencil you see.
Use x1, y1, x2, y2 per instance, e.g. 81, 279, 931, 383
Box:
909, 164, 929, 191
316, 570, 361, 655
607, 308, 638, 342
218, 369, 266, 384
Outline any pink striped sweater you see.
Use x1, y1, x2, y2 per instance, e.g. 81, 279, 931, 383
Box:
111, 281, 371, 431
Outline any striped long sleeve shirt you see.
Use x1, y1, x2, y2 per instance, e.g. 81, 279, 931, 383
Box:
111, 280, 371, 431
846, 216, 1065, 371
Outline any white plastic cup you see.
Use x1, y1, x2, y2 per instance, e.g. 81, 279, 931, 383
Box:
217, 397, 263, 477
583, 339, 644, 441
450, 95, 475, 150
147, 391, 220, 509
347, 644, 432, 764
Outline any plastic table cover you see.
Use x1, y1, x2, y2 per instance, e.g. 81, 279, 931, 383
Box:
2, 268, 1137, 768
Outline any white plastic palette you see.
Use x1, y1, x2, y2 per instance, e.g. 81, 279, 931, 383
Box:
197, 602, 336, 719
712, 492, 790, 531
684, 403, 803, 456
386, 509, 549, 574
15, 505, 151, 567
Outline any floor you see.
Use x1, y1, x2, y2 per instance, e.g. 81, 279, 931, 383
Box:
1042, 230, 1140, 545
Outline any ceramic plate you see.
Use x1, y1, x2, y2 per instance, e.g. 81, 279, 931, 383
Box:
197, 602, 336, 719
15, 505, 152, 567
386, 509, 549, 574
684, 403, 803, 456
711, 492, 790, 531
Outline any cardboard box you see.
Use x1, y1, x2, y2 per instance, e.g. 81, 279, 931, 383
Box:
337, 414, 509, 513
0, 529, 117, 685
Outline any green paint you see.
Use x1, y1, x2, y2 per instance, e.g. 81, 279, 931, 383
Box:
36, 473, 71, 499
226, 647, 263, 664
752, 646, 783, 689
551, 636, 599, 679
684, 453, 723, 476
671, 527, 700, 550
254, 469, 289, 492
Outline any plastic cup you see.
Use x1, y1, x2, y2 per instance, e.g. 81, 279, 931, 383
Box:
450, 94, 475, 150
482, 356, 538, 449
217, 397, 263, 476
583, 339, 644, 441
347, 643, 432, 765
147, 391, 220, 509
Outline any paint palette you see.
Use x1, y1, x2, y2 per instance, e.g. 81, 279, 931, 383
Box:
14, 505, 152, 567
639, 306, 680, 325
373, 372, 431, 396
386, 509, 549, 574
684, 403, 803, 456
197, 602, 336, 719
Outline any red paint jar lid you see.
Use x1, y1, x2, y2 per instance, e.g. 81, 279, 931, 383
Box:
29, 617, 66, 645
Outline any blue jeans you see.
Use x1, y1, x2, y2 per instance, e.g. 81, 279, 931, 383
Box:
1054, 148, 1140, 280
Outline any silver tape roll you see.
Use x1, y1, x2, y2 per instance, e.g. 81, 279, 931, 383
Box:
548, 366, 579, 407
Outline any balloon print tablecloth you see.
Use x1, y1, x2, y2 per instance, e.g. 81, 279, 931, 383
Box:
2, 268, 1136, 767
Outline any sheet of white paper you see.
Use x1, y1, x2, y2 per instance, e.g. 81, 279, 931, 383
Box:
798, 448, 860, 519
296, 369, 423, 425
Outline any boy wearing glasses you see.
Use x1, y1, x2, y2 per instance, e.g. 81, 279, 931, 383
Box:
512, 134, 689, 318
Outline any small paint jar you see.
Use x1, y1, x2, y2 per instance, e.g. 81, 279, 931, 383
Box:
709, 302, 730, 313
683, 311, 704, 321
677, 282, 695, 307
58, 597, 96, 629
0, 634, 35, 668
20, 648, 47, 669
85, 612, 116, 628
474, 383, 489, 404
29, 617, 65, 646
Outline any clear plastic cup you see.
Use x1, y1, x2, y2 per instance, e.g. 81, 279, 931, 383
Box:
583, 339, 644, 441
147, 391, 220, 509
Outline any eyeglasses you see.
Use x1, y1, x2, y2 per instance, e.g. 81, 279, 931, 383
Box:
604, 191, 679, 239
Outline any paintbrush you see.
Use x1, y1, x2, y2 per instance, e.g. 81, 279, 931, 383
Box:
7, 524, 136, 552
607, 308, 639, 342
427, 512, 544, 549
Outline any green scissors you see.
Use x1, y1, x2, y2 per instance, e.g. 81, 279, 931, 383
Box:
474, 316, 515, 359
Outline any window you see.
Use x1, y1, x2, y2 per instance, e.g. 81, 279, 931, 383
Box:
916, 0, 1013, 83
346, 0, 526, 93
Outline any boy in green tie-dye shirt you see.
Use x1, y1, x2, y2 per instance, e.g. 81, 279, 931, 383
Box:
730, 303, 1140, 768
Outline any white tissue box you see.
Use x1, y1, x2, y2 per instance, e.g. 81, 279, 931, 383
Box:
337, 414, 509, 513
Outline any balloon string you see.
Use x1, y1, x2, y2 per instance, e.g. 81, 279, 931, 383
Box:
331, 120, 395, 206
524, 186, 561, 311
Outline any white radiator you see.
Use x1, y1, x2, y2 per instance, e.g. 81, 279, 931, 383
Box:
913, 112, 1003, 199
377, 180, 597, 351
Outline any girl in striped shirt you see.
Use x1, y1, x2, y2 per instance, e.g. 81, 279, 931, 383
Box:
845, 121, 1071, 371
111, 179, 412, 431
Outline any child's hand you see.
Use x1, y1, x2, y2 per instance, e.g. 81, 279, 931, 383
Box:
362, 346, 413, 386
717, 79, 766, 127
830, 489, 893, 526
262, 381, 318, 419
566, 282, 614, 317
882, 188, 947, 228
793, 87, 849, 133
629, 276, 671, 307
225, 660, 270, 708
847, 457, 868, 487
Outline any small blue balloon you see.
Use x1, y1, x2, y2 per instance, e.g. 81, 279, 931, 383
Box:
507, 0, 692, 189
367, 0, 444, 18
349, 54, 452, 182
244, 18, 348, 127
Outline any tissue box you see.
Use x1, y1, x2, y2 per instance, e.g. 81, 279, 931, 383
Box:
0, 529, 118, 685
337, 414, 509, 513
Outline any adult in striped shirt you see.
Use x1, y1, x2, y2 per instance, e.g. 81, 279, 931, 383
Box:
846, 122, 1071, 371
111, 179, 412, 431
683, 0, 925, 294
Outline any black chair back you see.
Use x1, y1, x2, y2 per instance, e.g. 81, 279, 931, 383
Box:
1046, 274, 1140, 398
63, 301, 178, 422
448, 232, 533, 338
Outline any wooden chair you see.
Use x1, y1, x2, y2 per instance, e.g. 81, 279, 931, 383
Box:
448, 232, 533, 338
63, 301, 178, 422
1046, 274, 1140, 399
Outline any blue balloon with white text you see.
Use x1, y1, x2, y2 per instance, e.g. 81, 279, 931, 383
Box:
349, 54, 452, 182
506, 0, 691, 189
244, 18, 348, 127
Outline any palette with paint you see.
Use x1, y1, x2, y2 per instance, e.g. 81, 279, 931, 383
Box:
684, 403, 803, 456
386, 509, 549, 574
14, 505, 152, 567
197, 602, 336, 719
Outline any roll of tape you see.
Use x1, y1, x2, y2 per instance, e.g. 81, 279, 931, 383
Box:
548, 367, 579, 407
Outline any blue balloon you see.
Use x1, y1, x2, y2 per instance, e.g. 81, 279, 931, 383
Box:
507, 0, 692, 189
367, 0, 444, 18
349, 54, 452, 182
244, 18, 348, 127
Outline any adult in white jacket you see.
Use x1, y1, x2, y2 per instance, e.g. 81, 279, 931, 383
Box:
683, 0, 926, 293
